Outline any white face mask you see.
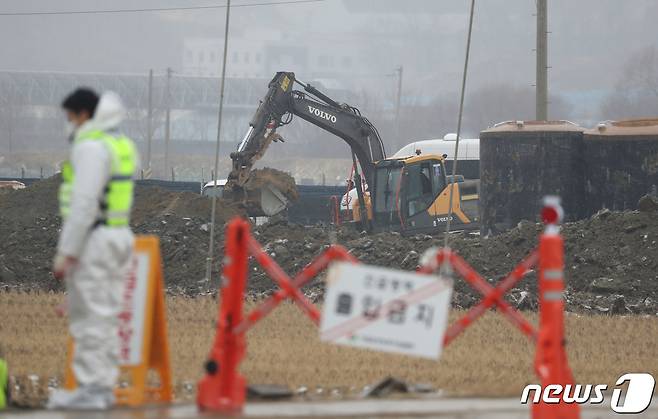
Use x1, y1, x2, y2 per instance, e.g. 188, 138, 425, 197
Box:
64, 121, 76, 139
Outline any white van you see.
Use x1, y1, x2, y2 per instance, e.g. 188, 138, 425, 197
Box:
393, 133, 480, 179
393, 133, 479, 160
201, 179, 228, 197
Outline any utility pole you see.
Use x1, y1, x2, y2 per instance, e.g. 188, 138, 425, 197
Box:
146, 69, 153, 178
204, 0, 232, 286
536, 0, 548, 121
164, 67, 172, 178
395, 66, 404, 145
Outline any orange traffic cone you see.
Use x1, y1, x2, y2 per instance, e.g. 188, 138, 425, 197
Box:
534, 197, 579, 419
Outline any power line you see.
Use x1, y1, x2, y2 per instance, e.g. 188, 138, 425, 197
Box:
205, 0, 232, 288
0, 0, 324, 16
443, 0, 475, 246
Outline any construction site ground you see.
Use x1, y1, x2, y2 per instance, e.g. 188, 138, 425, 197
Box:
5, 397, 658, 419
1, 177, 658, 413
1, 176, 657, 315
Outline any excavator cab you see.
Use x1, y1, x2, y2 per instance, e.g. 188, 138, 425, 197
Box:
370, 155, 479, 234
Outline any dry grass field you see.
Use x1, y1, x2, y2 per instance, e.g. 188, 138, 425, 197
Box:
1, 291, 657, 407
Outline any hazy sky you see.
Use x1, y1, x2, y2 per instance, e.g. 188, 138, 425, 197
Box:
1, 0, 657, 179
0, 0, 657, 112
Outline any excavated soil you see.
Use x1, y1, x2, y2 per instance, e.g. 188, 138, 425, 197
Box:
245, 168, 299, 201
132, 186, 241, 225
227, 167, 300, 216
1, 176, 657, 315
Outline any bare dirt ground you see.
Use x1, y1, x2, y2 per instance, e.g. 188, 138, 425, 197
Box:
1, 177, 658, 315
1, 177, 658, 413
2, 292, 657, 409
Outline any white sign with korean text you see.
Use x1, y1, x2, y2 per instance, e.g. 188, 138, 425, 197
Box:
118, 252, 150, 366
320, 262, 453, 359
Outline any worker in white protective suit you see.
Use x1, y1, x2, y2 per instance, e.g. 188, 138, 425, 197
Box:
48, 88, 138, 410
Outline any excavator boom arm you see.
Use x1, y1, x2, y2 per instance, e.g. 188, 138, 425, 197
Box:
289, 92, 385, 186
228, 72, 386, 189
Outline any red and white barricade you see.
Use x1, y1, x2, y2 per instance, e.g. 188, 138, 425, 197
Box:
197, 196, 579, 419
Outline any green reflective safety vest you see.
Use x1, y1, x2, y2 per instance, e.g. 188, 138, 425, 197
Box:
59, 130, 137, 227
0, 357, 7, 409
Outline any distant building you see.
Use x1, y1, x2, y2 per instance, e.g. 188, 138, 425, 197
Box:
182, 35, 362, 87
183, 38, 268, 78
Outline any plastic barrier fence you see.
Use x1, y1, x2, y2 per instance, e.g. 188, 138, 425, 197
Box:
197, 197, 579, 419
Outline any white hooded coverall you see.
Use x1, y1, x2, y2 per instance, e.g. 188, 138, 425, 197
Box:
57, 92, 137, 389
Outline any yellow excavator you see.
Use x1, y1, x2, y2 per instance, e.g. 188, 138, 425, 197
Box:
224, 72, 479, 234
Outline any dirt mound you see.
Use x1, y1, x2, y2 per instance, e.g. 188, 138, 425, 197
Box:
0, 176, 241, 292
0, 175, 61, 224
638, 194, 658, 213
132, 186, 241, 224
134, 216, 227, 294
245, 168, 299, 201
0, 175, 243, 225
224, 167, 298, 216
1, 177, 657, 315
244, 211, 658, 314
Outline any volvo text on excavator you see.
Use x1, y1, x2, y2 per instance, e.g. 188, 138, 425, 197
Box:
224, 71, 479, 234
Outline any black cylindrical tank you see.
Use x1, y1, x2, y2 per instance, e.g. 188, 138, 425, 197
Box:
584, 119, 658, 214
479, 120, 585, 234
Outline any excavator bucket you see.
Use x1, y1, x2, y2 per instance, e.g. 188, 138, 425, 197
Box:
227, 168, 299, 217
250, 184, 289, 216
